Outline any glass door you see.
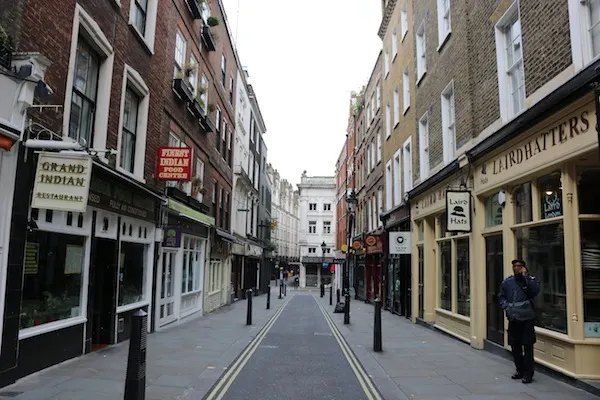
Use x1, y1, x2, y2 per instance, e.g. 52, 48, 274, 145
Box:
158, 250, 177, 327
418, 246, 424, 319
485, 235, 504, 345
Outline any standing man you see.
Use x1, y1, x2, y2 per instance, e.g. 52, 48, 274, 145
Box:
498, 259, 540, 384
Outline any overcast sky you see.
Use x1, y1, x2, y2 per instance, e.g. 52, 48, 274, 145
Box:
221, 0, 382, 187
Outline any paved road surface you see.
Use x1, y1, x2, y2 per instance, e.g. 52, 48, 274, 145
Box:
203, 295, 380, 400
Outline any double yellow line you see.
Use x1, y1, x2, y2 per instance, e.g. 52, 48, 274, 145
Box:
204, 297, 290, 400
316, 298, 382, 400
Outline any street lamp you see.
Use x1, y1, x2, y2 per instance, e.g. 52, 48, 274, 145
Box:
320, 241, 327, 297
344, 190, 358, 325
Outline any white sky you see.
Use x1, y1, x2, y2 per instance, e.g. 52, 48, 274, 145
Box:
221, 0, 382, 186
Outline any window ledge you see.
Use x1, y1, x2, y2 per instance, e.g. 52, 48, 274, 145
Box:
116, 166, 147, 185
112, 0, 121, 7
394, 121, 400, 129
128, 24, 154, 55
19, 316, 87, 340
403, 106, 410, 115
208, 289, 221, 296
437, 31, 452, 52
435, 307, 471, 323
183, 289, 203, 297
417, 71, 426, 86
117, 301, 149, 314
402, 30, 408, 42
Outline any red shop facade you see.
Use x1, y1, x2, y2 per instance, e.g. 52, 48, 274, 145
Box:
364, 233, 386, 303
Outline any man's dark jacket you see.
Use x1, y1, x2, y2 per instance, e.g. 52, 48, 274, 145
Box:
498, 274, 540, 345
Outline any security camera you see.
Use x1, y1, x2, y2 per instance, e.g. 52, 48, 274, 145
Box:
35, 80, 54, 99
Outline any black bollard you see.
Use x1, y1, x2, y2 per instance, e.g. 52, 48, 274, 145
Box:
329, 285, 333, 305
246, 289, 253, 325
320, 282, 324, 297
284, 283, 287, 296
344, 293, 350, 325
266, 287, 271, 310
373, 298, 382, 352
124, 309, 147, 400
336, 288, 340, 304
279, 283, 283, 299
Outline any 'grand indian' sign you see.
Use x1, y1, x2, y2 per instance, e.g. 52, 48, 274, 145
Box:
31, 152, 92, 213
476, 101, 598, 193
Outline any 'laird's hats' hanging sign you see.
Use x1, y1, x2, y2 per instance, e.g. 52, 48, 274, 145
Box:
31, 152, 93, 213
446, 190, 472, 233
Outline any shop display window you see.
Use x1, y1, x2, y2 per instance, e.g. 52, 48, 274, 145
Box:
119, 242, 146, 306
456, 238, 470, 316
516, 223, 567, 333
538, 172, 562, 220
514, 182, 532, 224
485, 193, 503, 227
182, 236, 203, 294
21, 232, 85, 329
578, 167, 600, 337
439, 241, 452, 311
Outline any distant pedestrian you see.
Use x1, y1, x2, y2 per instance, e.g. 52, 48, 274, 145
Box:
498, 259, 540, 384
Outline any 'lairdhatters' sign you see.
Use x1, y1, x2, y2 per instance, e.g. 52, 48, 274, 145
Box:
446, 190, 472, 233
31, 152, 92, 213
156, 147, 192, 181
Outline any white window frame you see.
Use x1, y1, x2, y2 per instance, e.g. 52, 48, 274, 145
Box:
174, 30, 186, 77
393, 149, 402, 206
568, 0, 600, 71
419, 112, 430, 181
385, 160, 393, 211
116, 64, 150, 182
441, 80, 456, 164
384, 51, 390, 78
437, 0, 452, 49
392, 29, 398, 60
377, 130, 382, 163
494, 2, 525, 121
128, 0, 158, 52
376, 84, 381, 110
403, 137, 413, 193
385, 104, 391, 138
370, 141, 376, 171
393, 87, 400, 126
416, 21, 427, 82
377, 188, 383, 227
194, 158, 205, 202
401, 0, 408, 40
323, 221, 331, 234
63, 5, 114, 159
403, 68, 410, 113
308, 221, 316, 234
188, 54, 198, 96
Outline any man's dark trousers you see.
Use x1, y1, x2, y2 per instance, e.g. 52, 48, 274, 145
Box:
509, 319, 535, 379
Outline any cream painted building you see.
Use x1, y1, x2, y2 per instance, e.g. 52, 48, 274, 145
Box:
267, 164, 300, 262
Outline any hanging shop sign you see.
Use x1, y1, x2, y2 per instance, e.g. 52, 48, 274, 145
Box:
162, 227, 182, 248
31, 152, 92, 213
156, 147, 192, 181
446, 190, 472, 233
365, 235, 384, 254
389, 232, 411, 255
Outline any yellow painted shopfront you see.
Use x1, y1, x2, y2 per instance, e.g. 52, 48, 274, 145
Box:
411, 93, 600, 379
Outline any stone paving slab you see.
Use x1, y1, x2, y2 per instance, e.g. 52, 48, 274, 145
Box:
0, 286, 288, 400
317, 295, 599, 400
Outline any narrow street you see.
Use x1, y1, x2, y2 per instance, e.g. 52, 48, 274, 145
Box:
205, 295, 380, 400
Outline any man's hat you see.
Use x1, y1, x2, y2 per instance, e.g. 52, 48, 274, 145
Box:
511, 259, 526, 266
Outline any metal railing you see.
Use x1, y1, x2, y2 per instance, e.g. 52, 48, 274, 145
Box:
0, 40, 12, 69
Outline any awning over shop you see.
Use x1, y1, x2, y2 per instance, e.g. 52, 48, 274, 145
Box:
215, 228, 236, 243
167, 198, 214, 227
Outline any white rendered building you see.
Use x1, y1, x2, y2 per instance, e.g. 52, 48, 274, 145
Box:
297, 172, 336, 288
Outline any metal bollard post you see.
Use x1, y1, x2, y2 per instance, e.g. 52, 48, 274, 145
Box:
266, 287, 271, 310
373, 298, 382, 352
284, 283, 287, 296
279, 282, 283, 299
344, 293, 350, 325
329, 285, 333, 305
320, 283, 324, 298
124, 309, 147, 400
246, 289, 253, 325
336, 288, 340, 304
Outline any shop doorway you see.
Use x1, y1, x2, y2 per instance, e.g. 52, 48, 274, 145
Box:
157, 250, 177, 327
418, 246, 424, 319
91, 238, 117, 351
486, 235, 505, 345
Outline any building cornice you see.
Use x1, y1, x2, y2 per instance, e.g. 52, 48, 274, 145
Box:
378, 0, 398, 39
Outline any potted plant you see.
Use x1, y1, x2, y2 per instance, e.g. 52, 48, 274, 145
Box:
188, 95, 204, 118
181, 62, 197, 78
207, 16, 220, 27
208, 103, 216, 113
